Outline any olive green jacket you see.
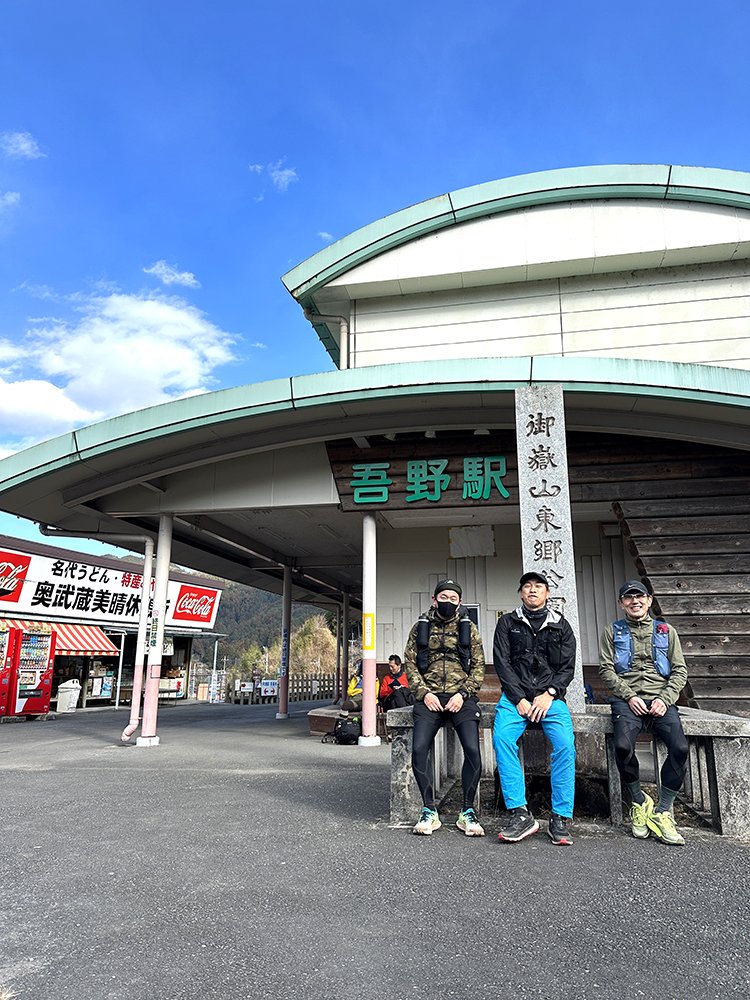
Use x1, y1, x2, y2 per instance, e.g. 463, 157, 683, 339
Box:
403, 607, 485, 702
598, 616, 688, 708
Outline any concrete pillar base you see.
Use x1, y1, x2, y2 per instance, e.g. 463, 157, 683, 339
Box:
136, 736, 161, 747
275, 712, 289, 720
358, 735, 381, 747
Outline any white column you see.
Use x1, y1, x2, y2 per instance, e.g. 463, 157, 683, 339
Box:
121, 537, 154, 741
138, 515, 172, 746
359, 513, 380, 746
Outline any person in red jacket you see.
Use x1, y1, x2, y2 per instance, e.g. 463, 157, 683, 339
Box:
379, 655, 413, 710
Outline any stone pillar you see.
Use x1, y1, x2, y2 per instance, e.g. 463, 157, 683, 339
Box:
515, 384, 585, 710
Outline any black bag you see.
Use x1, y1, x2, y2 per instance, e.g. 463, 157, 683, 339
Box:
322, 715, 362, 745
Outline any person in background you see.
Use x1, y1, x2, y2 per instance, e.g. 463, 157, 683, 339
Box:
598, 580, 689, 846
379, 654, 413, 710
341, 661, 379, 712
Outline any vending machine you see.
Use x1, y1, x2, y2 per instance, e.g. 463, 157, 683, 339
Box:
3, 624, 56, 718
0, 623, 21, 717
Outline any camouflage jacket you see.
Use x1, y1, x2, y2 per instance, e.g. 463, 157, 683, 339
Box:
403, 607, 485, 702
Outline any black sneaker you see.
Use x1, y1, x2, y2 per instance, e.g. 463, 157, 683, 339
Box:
498, 808, 539, 842
548, 813, 573, 845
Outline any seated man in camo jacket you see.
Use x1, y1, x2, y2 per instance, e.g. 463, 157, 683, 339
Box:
403, 579, 486, 838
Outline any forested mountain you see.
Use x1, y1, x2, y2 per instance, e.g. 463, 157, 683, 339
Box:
191, 581, 319, 664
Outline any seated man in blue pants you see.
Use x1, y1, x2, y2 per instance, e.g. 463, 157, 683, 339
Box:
492, 571, 577, 845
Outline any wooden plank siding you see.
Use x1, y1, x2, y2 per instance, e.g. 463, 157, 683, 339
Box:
328, 431, 750, 712
610, 459, 750, 715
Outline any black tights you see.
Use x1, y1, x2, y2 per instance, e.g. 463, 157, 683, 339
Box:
610, 698, 689, 792
412, 696, 482, 810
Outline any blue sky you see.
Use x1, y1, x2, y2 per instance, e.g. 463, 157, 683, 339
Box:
1, 0, 750, 552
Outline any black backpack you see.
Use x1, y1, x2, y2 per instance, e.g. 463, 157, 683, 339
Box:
322, 715, 361, 745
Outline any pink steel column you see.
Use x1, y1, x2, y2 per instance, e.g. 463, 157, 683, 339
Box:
121, 537, 154, 741
359, 513, 380, 746
137, 515, 172, 746
276, 564, 292, 719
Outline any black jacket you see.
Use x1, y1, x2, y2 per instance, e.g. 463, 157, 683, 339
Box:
493, 605, 576, 704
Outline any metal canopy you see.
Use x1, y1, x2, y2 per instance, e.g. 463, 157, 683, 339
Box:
0, 357, 747, 608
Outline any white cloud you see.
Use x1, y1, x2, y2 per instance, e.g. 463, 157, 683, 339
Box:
143, 260, 201, 288
0, 291, 235, 453
0, 377, 97, 436
249, 158, 299, 194
0, 131, 45, 159
318, 231, 333, 242
248, 341, 267, 349
268, 159, 298, 192
16, 280, 59, 301
0, 191, 21, 213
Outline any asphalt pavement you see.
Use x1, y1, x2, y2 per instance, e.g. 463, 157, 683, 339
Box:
1, 700, 749, 1000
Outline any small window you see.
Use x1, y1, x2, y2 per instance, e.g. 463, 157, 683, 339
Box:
462, 604, 480, 630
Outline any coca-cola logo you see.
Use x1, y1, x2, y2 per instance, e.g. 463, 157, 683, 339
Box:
0, 551, 32, 602
172, 585, 218, 623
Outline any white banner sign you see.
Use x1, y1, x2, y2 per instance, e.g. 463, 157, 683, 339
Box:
0, 545, 221, 632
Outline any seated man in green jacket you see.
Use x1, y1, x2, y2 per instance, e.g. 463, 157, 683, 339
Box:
598, 580, 689, 846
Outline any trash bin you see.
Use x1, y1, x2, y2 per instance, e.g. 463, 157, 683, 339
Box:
56, 679, 81, 713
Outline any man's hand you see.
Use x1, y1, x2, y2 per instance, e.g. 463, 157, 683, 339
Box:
445, 693, 464, 713
528, 692, 553, 723
424, 692, 442, 712
516, 698, 532, 718
628, 695, 649, 716
649, 697, 667, 717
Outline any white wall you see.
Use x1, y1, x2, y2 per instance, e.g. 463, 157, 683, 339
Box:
350, 259, 750, 371
375, 519, 636, 667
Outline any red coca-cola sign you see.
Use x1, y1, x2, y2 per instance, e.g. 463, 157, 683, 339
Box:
171, 585, 218, 624
0, 551, 32, 602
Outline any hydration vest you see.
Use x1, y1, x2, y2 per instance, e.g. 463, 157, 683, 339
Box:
612, 619, 671, 678
415, 609, 473, 675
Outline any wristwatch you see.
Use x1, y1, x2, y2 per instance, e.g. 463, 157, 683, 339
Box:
546, 687, 557, 698
458, 688, 470, 701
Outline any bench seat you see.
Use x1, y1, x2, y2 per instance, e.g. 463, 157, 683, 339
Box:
386, 702, 750, 841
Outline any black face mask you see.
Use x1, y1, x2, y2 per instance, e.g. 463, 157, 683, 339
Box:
436, 599, 458, 619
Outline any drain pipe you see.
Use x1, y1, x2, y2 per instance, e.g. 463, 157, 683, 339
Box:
37, 525, 155, 741
304, 309, 349, 369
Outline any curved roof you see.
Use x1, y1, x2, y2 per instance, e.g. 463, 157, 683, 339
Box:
0, 356, 747, 605
281, 164, 750, 303
1, 355, 749, 491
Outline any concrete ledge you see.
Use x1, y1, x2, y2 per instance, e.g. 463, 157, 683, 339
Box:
387, 702, 750, 839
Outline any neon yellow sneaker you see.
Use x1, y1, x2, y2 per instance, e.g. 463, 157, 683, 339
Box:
413, 807, 441, 836
647, 809, 685, 846
456, 807, 485, 837
629, 793, 654, 839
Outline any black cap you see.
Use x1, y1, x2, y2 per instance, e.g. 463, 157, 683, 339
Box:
618, 580, 649, 599
519, 571, 549, 589
434, 579, 462, 598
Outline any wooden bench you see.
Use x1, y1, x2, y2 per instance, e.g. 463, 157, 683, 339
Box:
386, 702, 750, 841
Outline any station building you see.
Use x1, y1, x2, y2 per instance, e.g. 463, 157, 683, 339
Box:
0, 164, 747, 719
